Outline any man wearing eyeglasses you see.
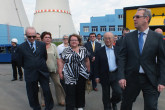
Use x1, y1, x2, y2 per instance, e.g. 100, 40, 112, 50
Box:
84, 33, 101, 91
118, 8, 165, 110
18, 27, 54, 110
95, 32, 122, 110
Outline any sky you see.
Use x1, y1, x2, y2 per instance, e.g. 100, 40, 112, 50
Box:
22, 0, 165, 33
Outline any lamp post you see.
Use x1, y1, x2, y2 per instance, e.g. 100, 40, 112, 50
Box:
59, 25, 61, 38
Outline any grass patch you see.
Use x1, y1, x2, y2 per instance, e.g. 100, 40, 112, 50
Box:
53, 42, 63, 46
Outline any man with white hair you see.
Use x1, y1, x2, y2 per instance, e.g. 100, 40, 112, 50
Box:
18, 27, 54, 110
95, 32, 122, 110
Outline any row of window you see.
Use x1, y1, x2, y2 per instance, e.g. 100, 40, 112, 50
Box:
118, 14, 123, 19
83, 26, 123, 32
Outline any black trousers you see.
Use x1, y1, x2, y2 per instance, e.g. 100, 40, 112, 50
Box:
121, 74, 159, 110
90, 65, 97, 89
26, 73, 54, 110
65, 76, 86, 110
11, 61, 23, 79
101, 71, 122, 110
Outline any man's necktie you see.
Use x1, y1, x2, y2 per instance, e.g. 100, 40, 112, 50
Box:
92, 42, 95, 52
138, 32, 144, 54
30, 42, 35, 53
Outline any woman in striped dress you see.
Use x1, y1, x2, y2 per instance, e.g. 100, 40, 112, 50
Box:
58, 34, 90, 110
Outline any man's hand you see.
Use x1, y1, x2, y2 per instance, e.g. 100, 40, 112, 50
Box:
95, 78, 100, 83
59, 73, 64, 80
92, 57, 95, 62
158, 84, 165, 92
119, 79, 126, 89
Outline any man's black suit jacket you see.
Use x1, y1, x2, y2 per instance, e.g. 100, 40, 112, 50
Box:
118, 29, 165, 87
84, 41, 101, 62
18, 41, 49, 82
94, 46, 119, 85
116, 37, 123, 48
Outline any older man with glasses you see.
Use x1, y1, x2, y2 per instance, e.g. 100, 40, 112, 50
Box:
18, 27, 54, 110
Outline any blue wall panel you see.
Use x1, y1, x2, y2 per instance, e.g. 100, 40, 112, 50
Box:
80, 9, 123, 39
0, 24, 24, 44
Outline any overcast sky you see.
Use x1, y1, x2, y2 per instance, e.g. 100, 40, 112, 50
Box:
22, 0, 165, 33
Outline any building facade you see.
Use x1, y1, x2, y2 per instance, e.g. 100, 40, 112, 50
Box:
80, 9, 123, 41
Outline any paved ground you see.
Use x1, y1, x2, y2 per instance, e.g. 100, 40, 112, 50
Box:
0, 64, 165, 110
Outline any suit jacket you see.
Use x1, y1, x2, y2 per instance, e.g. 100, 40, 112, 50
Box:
84, 41, 101, 72
84, 41, 101, 62
94, 46, 119, 85
118, 29, 165, 87
18, 41, 49, 82
116, 37, 123, 48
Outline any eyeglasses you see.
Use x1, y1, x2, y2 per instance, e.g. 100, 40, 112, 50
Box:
104, 37, 112, 40
63, 38, 68, 40
90, 36, 96, 37
27, 36, 36, 38
70, 40, 78, 42
133, 15, 147, 19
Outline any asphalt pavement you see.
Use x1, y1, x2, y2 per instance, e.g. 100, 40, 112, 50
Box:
0, 64, 165, 110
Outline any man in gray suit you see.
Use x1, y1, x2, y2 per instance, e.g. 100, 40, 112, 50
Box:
118, 8, 165, 110
18, 27, 54, 110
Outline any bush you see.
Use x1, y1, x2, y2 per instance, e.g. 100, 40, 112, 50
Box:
53, 42, 63, 46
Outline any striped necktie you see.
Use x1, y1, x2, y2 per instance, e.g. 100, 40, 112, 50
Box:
30, 42, 35, 53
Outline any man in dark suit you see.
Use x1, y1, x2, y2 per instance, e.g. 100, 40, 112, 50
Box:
84, 33, 101, 91
118, 8, 165, 110
18, 27, 54, 110
95, 32, 122, 110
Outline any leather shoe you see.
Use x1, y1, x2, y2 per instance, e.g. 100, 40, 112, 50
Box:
112, 103, 117, 110
11, 79, 17, 81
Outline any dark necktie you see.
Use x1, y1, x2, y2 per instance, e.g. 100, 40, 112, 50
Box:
30, 43, 35, 53
138, 32, 144, 54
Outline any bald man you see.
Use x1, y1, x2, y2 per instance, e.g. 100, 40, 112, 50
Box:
155, 28, 163, 35
95, 32, 122, 110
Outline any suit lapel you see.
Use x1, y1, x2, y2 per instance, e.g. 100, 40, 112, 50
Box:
103, 46, 109, 68
35, 41, 39, 55
25, 41, 33, 54
88, 42, 93, 52
142, 29, 152, 55
132, 30, 141, 56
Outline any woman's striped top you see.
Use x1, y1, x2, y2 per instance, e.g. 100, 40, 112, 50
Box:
61, 46, 90, 84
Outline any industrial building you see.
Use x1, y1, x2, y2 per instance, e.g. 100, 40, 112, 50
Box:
80, 9, 123, 40
33, 0, 76, 38
0, 0, 29, 62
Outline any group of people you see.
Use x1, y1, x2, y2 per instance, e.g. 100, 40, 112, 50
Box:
10, 7, 165, 110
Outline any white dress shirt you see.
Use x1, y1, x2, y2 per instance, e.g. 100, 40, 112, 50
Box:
138, 27, 149, 73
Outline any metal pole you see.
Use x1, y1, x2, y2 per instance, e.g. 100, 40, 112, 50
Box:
59, 25, 61, 38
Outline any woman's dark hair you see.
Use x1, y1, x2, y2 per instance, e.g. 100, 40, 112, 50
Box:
68, 34, 83, 46
40, 31, 52, 40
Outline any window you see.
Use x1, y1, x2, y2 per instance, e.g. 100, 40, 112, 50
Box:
83, 26, 89, 32
0, 47, 6, 53
118, 14, 123, 19
118, 25, 123, 31
109, 26, 115, 31
92, 26, 98, 32
100, 26, 106, 32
